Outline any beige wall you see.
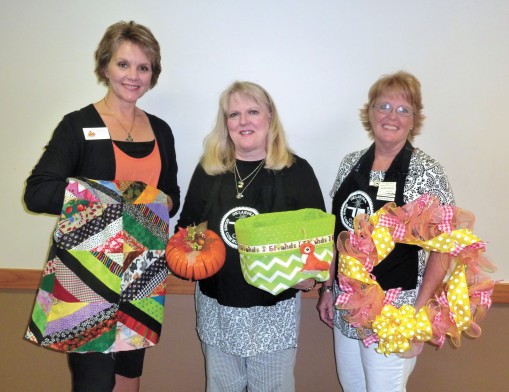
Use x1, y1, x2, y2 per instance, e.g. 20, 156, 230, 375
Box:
2, 290, 508, 391
3, 1, 509, 284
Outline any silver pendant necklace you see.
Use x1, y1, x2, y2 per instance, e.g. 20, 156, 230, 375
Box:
103, 97, 136, 142
234, 160, 265, 199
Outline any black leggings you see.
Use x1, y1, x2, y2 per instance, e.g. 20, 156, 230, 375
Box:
68, 350, 146, 392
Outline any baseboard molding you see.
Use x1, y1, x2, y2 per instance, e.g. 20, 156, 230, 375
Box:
0, 268, 507, 303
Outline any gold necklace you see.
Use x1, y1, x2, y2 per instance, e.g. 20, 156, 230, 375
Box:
103, 97, 136, 142
233, 160, 265, 199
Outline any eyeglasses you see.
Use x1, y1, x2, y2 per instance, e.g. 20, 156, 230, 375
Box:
372, 102, 414, 117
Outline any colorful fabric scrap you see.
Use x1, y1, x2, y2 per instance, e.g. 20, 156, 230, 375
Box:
335, 194, 496, 356
25, 178, 171, 353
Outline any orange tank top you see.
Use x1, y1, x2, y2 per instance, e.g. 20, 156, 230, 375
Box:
112, 140, 161, 187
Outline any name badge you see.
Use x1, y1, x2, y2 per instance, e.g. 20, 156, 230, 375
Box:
83, 127, 110, 140
377, 181, 396, 201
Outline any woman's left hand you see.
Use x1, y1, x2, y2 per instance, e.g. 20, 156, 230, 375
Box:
293, 278, 316, 292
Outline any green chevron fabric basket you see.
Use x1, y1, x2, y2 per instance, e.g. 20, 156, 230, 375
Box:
235, 208, 335, 295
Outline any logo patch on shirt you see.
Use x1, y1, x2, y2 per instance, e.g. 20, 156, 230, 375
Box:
220, 206, 259, 249
340, 190, 374, 230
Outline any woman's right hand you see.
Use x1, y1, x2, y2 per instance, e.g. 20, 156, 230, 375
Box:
316, 288, 334, 328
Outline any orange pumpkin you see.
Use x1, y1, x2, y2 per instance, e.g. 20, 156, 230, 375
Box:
166, 222, 226, 280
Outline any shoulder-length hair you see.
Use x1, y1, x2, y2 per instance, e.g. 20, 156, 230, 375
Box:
201, 81, 294, 175
94, 21, 162, 89
360, 70, 425, 142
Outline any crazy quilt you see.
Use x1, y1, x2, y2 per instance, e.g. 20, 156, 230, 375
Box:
25, 178, 171, 353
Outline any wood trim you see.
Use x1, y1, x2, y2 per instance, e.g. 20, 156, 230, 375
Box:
492, 282, 509, 304
0, 268, 507, 303
0, 268, 320, 298
0, 268, 195, 294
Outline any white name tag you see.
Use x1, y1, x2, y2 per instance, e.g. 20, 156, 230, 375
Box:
377, 181, 396, 201
83, 127, 110, 140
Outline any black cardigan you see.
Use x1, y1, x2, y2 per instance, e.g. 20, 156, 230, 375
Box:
24, 104, 180, 216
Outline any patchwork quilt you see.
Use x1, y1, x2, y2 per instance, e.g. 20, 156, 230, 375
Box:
25, 178, 171, 353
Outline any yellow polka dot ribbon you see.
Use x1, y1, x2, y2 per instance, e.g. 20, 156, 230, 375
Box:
335, 194, 496, 356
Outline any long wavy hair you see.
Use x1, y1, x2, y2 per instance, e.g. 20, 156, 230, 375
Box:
201, 81, 294, 175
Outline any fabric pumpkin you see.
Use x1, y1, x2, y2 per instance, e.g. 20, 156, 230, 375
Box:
166, 222, 226, 280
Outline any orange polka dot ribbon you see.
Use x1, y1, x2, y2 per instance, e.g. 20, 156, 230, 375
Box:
335, 194, 496, 357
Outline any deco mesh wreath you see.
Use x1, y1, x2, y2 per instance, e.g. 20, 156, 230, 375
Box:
335, 194, 496, 357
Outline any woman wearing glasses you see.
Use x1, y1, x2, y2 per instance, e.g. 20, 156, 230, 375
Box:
317, 71, 454, 391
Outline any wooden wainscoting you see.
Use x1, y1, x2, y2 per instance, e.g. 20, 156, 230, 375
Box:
0, 268, 508, 302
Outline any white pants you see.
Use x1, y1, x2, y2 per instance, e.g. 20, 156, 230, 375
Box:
202, 343, 296, 392
334, 326, 416, 392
